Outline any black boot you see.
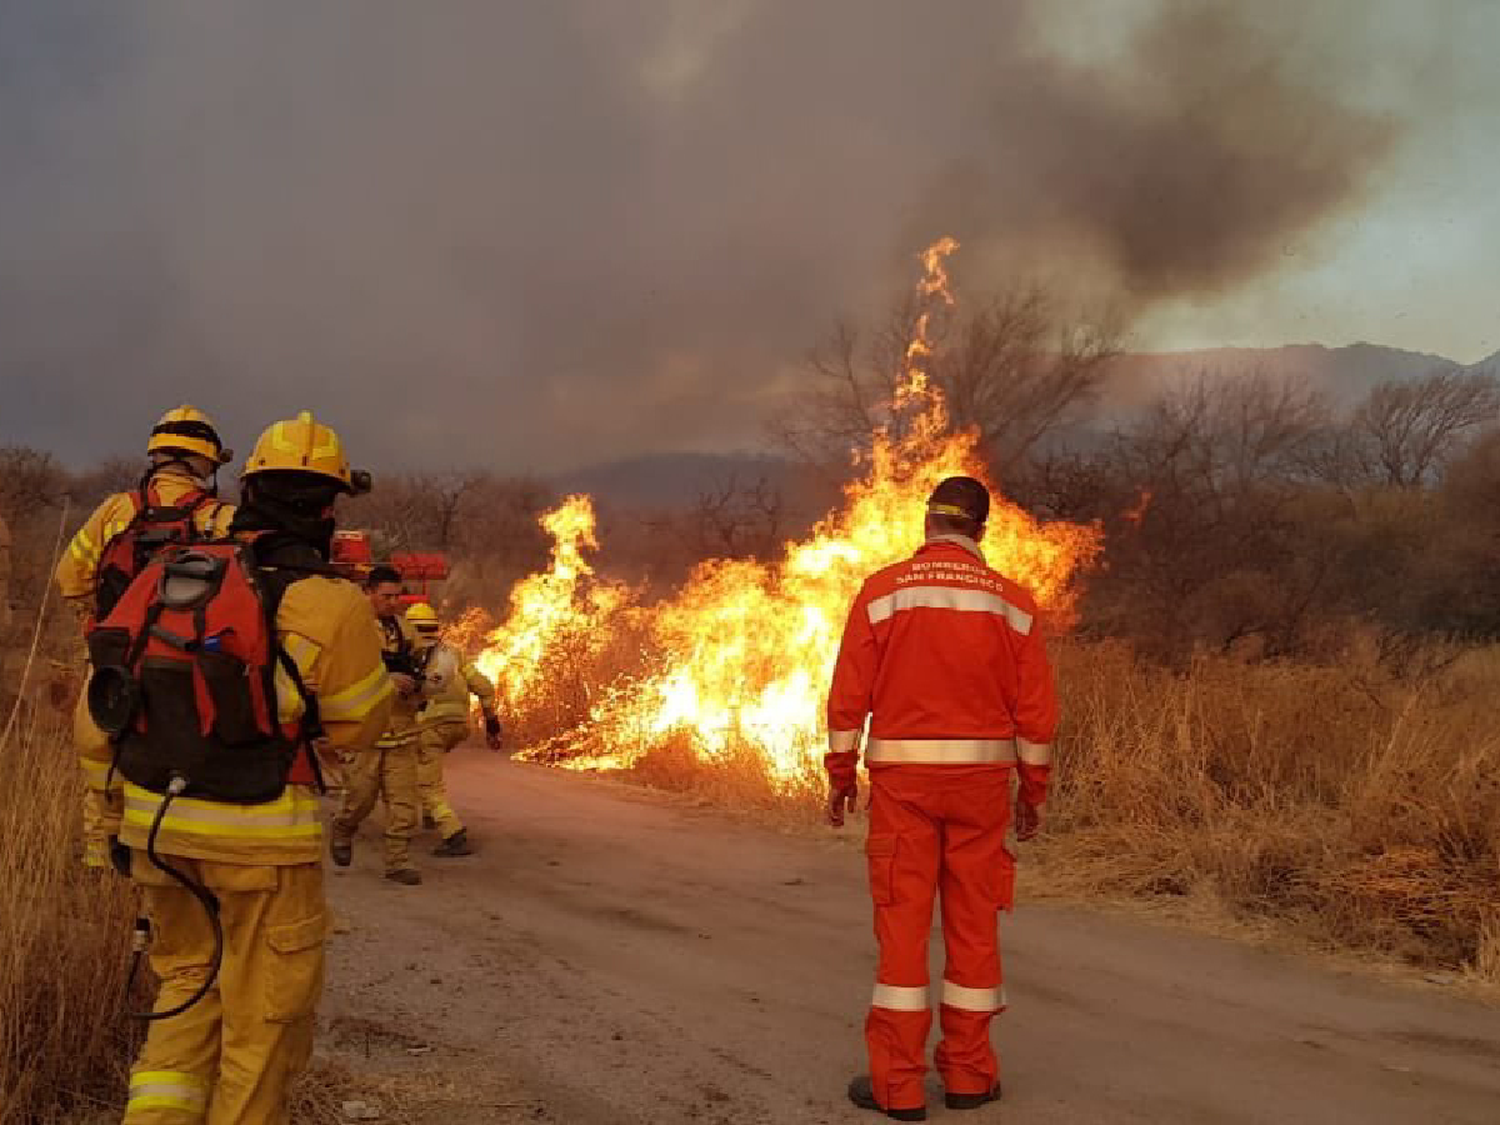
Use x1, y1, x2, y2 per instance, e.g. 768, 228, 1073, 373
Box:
432, 829, 474, 857
847, 1077, 926, 1121
946, 1084, 1002, 1110
330, 838, 352, 867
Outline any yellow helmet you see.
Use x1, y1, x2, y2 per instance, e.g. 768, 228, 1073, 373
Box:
242, 411, 371, 494
147, 405, 231, 465
405, 602, 440, 631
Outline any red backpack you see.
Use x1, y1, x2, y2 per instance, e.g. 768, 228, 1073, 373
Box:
93, 482, 224, 624
86, 542, 322, 803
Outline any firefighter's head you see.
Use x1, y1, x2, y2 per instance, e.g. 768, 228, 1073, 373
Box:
406, 601, 441, 648
925, 476, 989, 542
147, 405, 232, 480
236, 412, 371, 559
365, 565, 405, 619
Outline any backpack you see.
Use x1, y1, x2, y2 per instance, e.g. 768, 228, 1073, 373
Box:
86, 541, 322, 804
94, 481, 221, 624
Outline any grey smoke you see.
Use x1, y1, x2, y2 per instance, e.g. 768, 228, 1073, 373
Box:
0, 1, 1469, 471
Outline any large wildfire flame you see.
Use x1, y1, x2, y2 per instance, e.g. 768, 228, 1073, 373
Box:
475, 239, 1100, 785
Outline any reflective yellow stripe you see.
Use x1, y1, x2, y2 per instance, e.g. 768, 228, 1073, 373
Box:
942, 980, 1004, 1011
320, 665, 394, 722
79, 757, 112, 780
69, 530, 99, 565
275, 635, 322, 724
123, 786, 321, 839
275, 665, 304, 725
1017, 738, 1052, 766
282, 633, 319, 668
866, 584, 1034, 635
865, 738, 1018, 765
828, 728, 861, 753
871, 983, 929, 1011
269, 422, 302, 454
127, 1070, 209, 1113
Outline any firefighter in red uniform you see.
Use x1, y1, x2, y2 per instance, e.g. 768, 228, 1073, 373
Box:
826, 476, 1057, 1121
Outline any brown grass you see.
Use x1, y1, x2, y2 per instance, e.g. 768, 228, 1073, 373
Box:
0, 683, 394, 1123
0, 702, 144, 1124
1041, 639, 1500, 979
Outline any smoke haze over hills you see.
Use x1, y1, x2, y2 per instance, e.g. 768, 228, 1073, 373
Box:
0, 1, 1495, 472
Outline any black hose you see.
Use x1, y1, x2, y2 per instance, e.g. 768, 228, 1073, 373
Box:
129, 776, 224, 1022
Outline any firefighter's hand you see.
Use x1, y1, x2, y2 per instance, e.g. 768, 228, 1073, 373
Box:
484, 714, 504, 751
390, 673, 418, 698
827, 777, 858, 828
1015, 799, 1043, 842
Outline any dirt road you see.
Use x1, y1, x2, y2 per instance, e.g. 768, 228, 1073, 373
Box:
321, 753, 1500, 1124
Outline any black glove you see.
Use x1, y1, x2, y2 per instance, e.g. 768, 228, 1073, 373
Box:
484, 714, 503, 750
109, 838, 133, 878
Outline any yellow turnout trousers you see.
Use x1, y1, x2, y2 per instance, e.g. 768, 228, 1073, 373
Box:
331, 741, 419, 871
417, 720, 468, 839
124, 857, 324, 1125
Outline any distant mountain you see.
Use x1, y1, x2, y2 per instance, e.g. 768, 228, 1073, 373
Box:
553, 452, 800, 510
1465, 349, 1500, 376
557, 345, 1496, 507
1101, 343, 1463, 409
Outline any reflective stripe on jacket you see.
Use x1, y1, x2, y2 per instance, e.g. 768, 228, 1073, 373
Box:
826, 536, 1057, 767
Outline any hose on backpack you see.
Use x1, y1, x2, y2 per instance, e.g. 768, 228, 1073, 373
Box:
126, 775, 225, 1022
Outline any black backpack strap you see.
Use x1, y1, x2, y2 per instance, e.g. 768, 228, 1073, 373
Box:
253, 554, 329, 793
273, 645, 326, 794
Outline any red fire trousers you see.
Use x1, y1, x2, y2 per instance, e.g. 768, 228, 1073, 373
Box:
865, 765, 1014, 1112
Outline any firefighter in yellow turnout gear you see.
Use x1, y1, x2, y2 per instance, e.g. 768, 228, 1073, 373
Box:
83, 411, 392, 1124
56, 406, 236, 869
406, 602, 503, 857
330, 567, 427, 884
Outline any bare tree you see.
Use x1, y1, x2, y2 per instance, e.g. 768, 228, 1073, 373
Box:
1348, 370, 1500, 487
687, 473, 785, 559
0, 447, 68, 523
773, 285, 1120, 477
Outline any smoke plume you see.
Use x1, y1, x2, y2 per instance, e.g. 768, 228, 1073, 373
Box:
0, 1, 1467, 469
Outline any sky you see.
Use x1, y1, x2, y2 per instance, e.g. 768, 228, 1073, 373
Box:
0, 0, 1495, 473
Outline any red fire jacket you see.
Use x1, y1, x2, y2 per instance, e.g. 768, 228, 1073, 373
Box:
825, 535, 1056, 802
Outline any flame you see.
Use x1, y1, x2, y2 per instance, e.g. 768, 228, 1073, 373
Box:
473, 495, 629, 716
477, 239, 1101, 785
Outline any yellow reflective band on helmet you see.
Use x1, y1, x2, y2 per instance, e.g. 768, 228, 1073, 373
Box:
926, 502, 971, 518
148, 404, 228, 464
268, 422, 301, 454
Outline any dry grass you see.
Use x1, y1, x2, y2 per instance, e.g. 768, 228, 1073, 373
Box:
1042, 639, 1500, 979
0, 700, 144, 1125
